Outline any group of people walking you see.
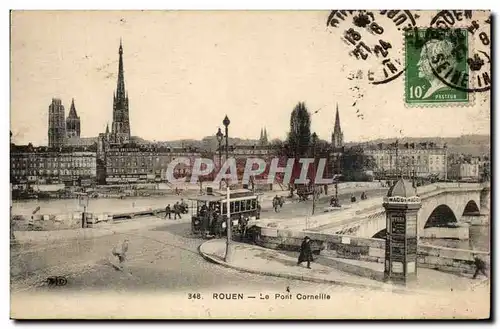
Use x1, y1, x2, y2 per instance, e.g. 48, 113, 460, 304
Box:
164, 199, 187, 220
272, 195, 284, 212
198, 203, 224, 238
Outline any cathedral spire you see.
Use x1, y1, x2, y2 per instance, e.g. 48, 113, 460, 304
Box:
68, 98, 78, 118
105, 123, 110, 135
116, 39, 126, 100
334, 104, 341, 132
259, 127, 268, 146
111, 39, 131, 144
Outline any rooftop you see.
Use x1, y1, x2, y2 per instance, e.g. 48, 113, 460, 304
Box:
387, 178, 417, 198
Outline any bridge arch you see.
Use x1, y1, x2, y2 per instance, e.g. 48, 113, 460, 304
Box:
462, 200, 480, 216
372, 229, 386, 239
424, 204, 458, 228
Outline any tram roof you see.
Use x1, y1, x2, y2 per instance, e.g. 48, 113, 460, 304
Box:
187, 195, 226, 202
188, 189, 260, 202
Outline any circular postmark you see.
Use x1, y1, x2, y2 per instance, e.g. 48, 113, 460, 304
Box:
426, 10, 491, 93
326, 10, 418, 85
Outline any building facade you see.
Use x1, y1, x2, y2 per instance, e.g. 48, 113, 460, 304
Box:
364, 142, 448, 179
111, 40, 131, 144
48, 98, 66, 148
104, 144, 200, 184
10, 144, 97, 187
448, 162, 480, 181
66, 98, 81, 138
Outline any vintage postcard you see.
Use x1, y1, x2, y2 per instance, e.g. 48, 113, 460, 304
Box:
10, 10, 491, 319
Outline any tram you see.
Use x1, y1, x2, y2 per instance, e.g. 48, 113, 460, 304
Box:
189, 188, 261, 239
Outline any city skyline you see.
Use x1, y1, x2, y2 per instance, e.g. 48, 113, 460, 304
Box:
11, 11, 491, 146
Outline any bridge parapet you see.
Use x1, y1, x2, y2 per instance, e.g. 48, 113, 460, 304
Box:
255, 225, 490, 275
256, 182, 487, 239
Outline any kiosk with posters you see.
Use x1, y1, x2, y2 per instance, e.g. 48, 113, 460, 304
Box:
383, 179, 421, 285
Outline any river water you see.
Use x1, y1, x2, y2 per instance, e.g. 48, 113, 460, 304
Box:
11, 196, 183, 217
12, 197, 490, 253
420, 225, 490, 252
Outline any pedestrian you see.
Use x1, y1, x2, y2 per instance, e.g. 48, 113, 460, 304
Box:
200, 203, 208, 217
297, 236, 314, 269
174, 202, 182, 220
202, 209, 212, 238
273, 195, 280, 213
238, 215, 248, 241
181, 198, 189, 214
472, 254, 488, 279
212, 216, 221, 238
165, 204, 171, 219
111, 239, 129, 270
210, 213, 218, 237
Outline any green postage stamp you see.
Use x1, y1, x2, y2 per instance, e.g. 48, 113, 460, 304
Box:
405, 28, 469, 105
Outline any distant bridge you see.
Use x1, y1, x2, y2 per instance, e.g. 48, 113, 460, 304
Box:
309, 183, 490, 238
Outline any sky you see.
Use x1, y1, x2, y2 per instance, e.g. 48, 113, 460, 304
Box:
10, 10, 491, 146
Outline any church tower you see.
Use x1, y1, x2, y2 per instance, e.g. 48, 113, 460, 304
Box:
331, 104, 344, 149
259, 127, 269, 146
330, 104, 344, 176
111, 39, 131, 144
48, 98, 66, 148
66, 98, 81, 138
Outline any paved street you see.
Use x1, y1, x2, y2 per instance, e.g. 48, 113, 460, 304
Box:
11, 216, 332, 294
11, 216, 489, 319
10, 185, 490, 319
10, 186, 387, 294
260, 187, 389, 220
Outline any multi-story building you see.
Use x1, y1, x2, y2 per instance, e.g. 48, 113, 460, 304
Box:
66, 98, 81, 138
110, 40, 131, 144
104, 144, 200, 184
48, 98, 66, 148
10, 144, 97, 187
448, 161, 480, 181
364, 142, 448, 179
59, 151, 97, 187
11, 145, 59, 185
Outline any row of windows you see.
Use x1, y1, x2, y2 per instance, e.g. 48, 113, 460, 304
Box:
105, 167, 190, 174
367, 150, 446, 155
107, 151, 199, 156
12, 169, 95, 176
11, 156, 94, 161
198, 199, 258, 215
107, 168, 150, 174
11, 162, 95, 169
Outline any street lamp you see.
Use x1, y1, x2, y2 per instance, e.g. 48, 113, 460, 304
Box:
216, 127, 224, 189
222, 115, 234, 263
223, 115, 230, 160
77, 192, 89, 228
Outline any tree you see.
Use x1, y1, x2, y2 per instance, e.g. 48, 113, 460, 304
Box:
341, 146, 376, 181
287, 102, 311, 158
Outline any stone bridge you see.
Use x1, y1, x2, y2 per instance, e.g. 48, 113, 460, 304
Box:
309, 182, 490, 238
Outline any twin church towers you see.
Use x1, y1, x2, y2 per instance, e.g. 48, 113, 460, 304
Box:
48, 40, 131, 148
